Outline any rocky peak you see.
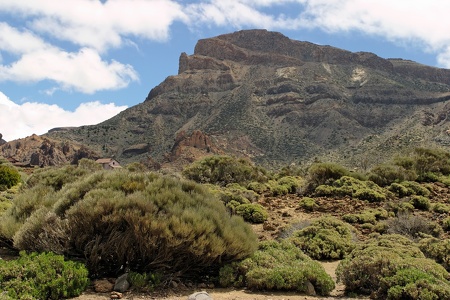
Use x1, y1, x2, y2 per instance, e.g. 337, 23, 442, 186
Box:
0, 133, 5, 146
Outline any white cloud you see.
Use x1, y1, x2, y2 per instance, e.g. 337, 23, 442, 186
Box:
0, 0, 187, 51
0, 23, 138, 93
0, 91, 127, 141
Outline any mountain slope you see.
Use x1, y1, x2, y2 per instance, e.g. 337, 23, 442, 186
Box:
39, 30, 450, 168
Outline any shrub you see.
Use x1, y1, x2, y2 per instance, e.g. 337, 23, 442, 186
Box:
315, 176, 387, 202
409, 195, 430, 211
275, 176, 303, 193
247, 181, 269, 194
432, 203, 450, 214
4, 169, 258, 279
384, 212, 442, 239
419, 237, 450, 271
182, 155, 268, 186
288, 216, 356, 260
298, 197, 318, 212
303, 162, 361, 193
0, 165, 21, 189
26, 165, 88, 191
0, 251, 89, 299
336, 234, 450, 299
219, 240, 335, 296
235, 203, 268, 223
368, 164, 410, 186
128, 271, 162, 291
443, 216, 450, 231
400, 181, 431, 197
343, 208, 389, 225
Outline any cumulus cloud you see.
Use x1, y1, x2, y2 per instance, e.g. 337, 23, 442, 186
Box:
1, 0, 450, 97
0, 23, 138, 93
0, 92, 127, 141
0, 0, 187, 51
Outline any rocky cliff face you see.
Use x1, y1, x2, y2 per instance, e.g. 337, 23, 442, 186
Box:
44, 29, 450, 169
0, 134, 99, 167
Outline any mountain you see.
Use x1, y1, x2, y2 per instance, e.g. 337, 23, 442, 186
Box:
7, 29, 450, 169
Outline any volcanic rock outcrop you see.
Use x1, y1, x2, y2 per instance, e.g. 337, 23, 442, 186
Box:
0, 134, 99, 167
41, 29, 450, 168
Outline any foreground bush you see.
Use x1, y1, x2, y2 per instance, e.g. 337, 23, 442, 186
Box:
2, 169, 258, 278
219, 240, 335, 296
337, 234, 450, 299
288, 216, 356, 260
0, 251, 89, 299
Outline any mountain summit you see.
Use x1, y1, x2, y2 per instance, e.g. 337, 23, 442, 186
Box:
11, 29, 450, 168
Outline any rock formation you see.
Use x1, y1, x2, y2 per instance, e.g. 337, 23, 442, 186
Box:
42, 29, 450, 169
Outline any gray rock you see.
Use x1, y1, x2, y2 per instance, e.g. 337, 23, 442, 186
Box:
114, 273, 130, 292
188, 291, 212, 300
305, 280, 316, 296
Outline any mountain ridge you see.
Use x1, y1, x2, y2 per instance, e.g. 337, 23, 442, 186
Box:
4, 29, 450, 169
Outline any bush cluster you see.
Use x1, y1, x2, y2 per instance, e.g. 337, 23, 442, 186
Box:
343, 208, 389, 225
219, 240, 335, 296
304, 162, 360, 193
1, 168, 258, 278
182, 155, 268, 186
315, 176, 387, 202
337, 234, 450, 299
288, 216, 356, 260
0, 251, 89, 299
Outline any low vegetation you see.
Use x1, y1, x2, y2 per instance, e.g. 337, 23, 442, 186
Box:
1, 148, 450, 299
219, 240, 335, 296
337, 234, 450, 299
0, 251, 89, 299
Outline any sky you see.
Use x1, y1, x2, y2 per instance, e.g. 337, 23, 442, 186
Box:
1, 0, 450, 141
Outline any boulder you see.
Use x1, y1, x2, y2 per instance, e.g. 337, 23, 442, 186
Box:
113, 273, 130, 293
188, 291, 212, 300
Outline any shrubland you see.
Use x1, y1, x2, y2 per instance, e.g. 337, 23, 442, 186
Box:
1, 148, 450, 299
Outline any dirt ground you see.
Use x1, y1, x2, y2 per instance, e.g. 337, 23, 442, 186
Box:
71, 260, 368, 300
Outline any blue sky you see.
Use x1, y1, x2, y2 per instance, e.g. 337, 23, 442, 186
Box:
0, 0, 449, 141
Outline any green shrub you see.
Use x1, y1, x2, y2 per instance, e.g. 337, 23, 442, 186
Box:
288, 216, 356, 260
419, 237, 450, 271
443, 216, 450, 231
304, 162, 360, 193
25, 165, 88, 191
0, 165, 21, 189
235, 203, 268, 223
276, 176, 303, 193
409, 195, 430, 211
0, 251, 89, 299
247, 181, 269, 194
336, 234, 450, 299
267, 180, 290, 196
343, 208, 388, 225
3, 169, 258, 278
182, 155, 268, 186
315, 176, 387, 202
219, 240, 335, 296
298, 197, 318, 212
388, 182, 411, 197
432, 203, 450, 214
385, 212, 442, 238
368, 164, 410, 186
128, 271, 161, 291
400, 181, 431, 197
